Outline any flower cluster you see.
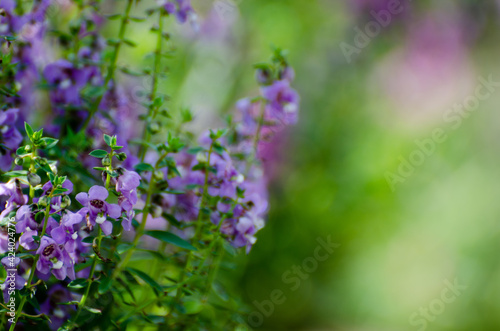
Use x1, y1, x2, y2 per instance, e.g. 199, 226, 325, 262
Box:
159, 0, 196, 24
0, 1, 299, 330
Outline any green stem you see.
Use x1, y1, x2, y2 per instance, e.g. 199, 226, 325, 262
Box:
139, 11, 165, 162
80, 0, 135, 133
28, 146, 36, 204
193, 144, 213, 241
111, 176, 155, 280
73, 227, 102, 324
9, 202, 51, 331
72, 150, 113, 326
175, 144, 213, 302
252, 101, 266, 153
203, 238, 223, 300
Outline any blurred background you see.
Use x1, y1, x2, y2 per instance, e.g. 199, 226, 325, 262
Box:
171, 0, 500, 330
66, 0, 500, 329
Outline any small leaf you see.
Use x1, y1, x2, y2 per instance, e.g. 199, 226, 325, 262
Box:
129, 16, 146, 22
83, 306, 102, 314
105, 13, 122, 20
98, 277, 113, 294
89, 149, 108, 158
82, 236, 95, 244
57, 301, 80, 306
39, 137, 59, 149
145, 230, 197, 251
134, 162, 154, 173
16, 146, 27, 156
103, 134, 113, 147
122, 38, 137, 47
68, 278, 88, 289
2, 170, 28, 178
27, 295, 40, 310
24, 122, 34, 139
117, 243, 132, 254
126, 267, 163, 296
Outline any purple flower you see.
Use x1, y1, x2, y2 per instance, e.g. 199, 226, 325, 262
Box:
206, 152, 242, 199
260, 80, 300, 125
113, 168, 140, 231
0, 109, 23, 171
44, 60, 87, 106
116, 168, 141, 203
40, 284, 78, 330
160, 0, 196, 24
50, 211, 83, 253
16, 205, 37, 232
224, 212, 264, 253
0, 179, 26, 220
76, 186, 121, 235
1, 256, 26, 302
19, 229, 38, 250
36, 237, 75, 280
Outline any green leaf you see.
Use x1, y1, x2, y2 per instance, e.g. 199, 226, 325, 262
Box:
68, 278, 88, 289
98, 277, 113, 294
27, 295, 40, 310
162, 212, 181, 228
34, 158, 53, 174
134, 162, 154, 172
129, 16, 146, 22
105, 13, 122, 20
2, 170, 28, 178
89, 149, 108, 158
52, 188, 69, 195
24, 122, 34, 140
103, 134, 113, 147
16, 146, 27, 156
82, 236, 95, 244
122, 38, 137, 47
117, 243, 132, 254
39, 137, 59, 149
2, 35, 17, 42
83, 306, 102, 314
145, 230, 197, 251
126, 267, 163, 296
57, 301, 80, 306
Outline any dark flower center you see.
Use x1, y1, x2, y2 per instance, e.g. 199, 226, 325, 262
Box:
43, 244, 55, 257
90, 199, 104, 209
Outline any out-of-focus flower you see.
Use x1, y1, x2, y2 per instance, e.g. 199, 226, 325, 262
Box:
0, 109, 23, 171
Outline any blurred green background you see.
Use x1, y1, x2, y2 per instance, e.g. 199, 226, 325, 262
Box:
105, 0, 500, 329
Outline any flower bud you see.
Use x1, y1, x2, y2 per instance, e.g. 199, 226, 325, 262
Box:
152, 205, 162, 218
61, 195, 71, 209
102, 155, 111, 166
255, 68, 272, 85
116, 152, 127, 162
148, 121, 160, 134
24, 145, 31, 152
27, 172, 41, 186
38, 195, 50, 208
279, 66, 295, 82
14, 157, 23, 166
153, 170, 164, 181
